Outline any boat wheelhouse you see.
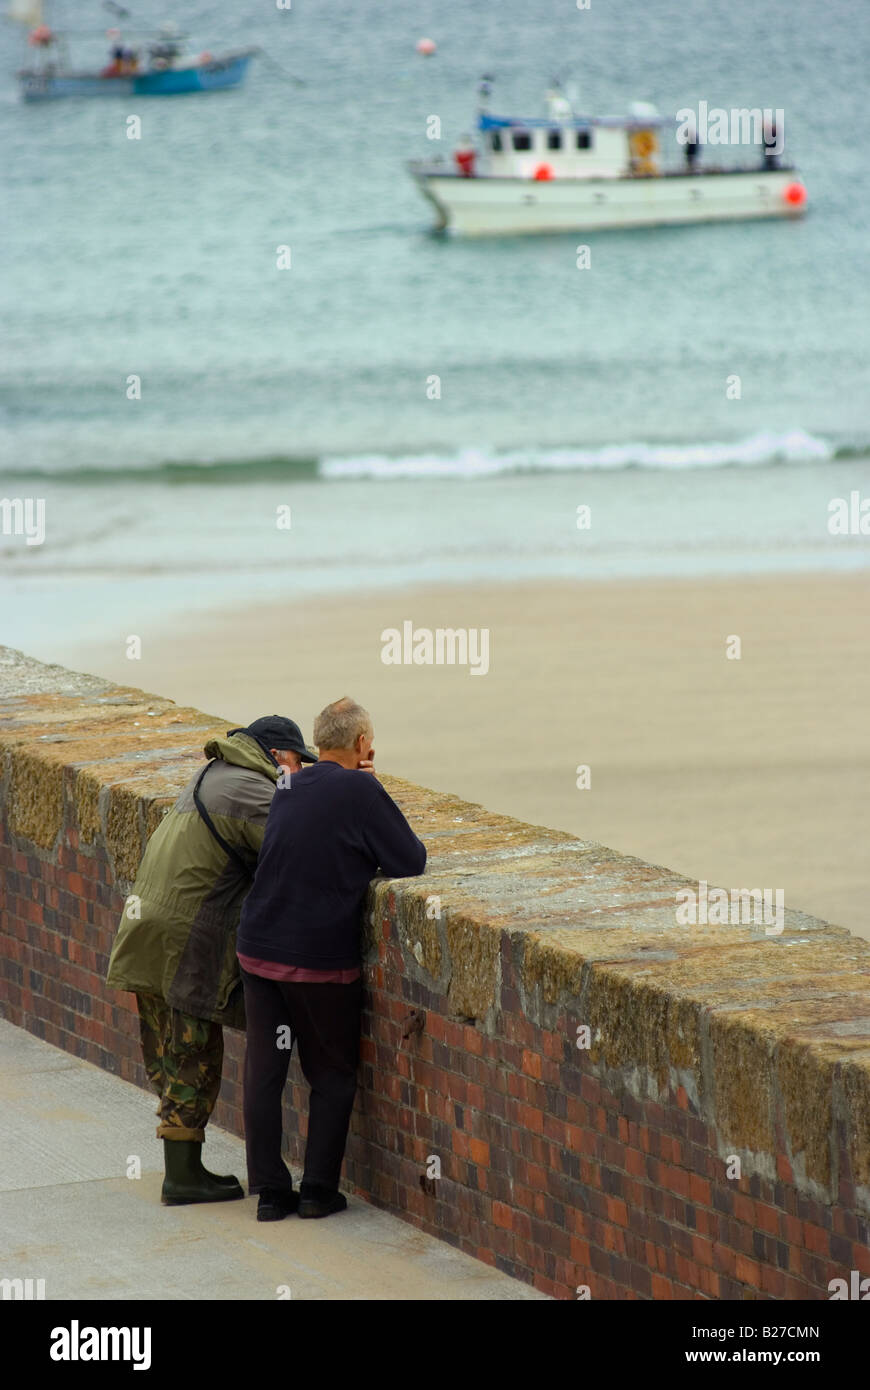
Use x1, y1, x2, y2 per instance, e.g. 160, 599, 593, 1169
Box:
409, 89, 808, 235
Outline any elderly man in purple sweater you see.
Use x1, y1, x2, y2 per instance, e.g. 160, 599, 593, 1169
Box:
237, 696, 426, 1221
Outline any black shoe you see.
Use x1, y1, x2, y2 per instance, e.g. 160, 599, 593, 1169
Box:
161, 1139, 245, 1206
297, 1184, 347, 1219
257, 1188, 299, 1222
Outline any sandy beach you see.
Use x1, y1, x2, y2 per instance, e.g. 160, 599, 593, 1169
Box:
67, 570, 870, 943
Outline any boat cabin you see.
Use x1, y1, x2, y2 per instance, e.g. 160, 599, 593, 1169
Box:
477, 109, 667, 180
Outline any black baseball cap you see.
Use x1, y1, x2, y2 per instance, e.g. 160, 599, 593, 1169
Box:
227, 716, 318, 764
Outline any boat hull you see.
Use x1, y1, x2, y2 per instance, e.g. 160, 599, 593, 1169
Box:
409, 167, 807, 235
18, 51, 255, 101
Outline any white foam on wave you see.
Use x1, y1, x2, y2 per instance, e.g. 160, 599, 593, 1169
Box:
319, 430, 834, 481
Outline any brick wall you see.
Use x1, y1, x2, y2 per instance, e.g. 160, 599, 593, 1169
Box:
1, 654, 869, 1300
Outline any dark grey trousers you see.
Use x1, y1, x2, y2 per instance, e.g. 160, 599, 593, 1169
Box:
240, 968, 363, 1195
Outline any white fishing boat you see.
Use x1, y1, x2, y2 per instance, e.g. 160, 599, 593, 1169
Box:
409, 82, 808, 236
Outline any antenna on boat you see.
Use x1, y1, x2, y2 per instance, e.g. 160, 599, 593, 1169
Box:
478, 72, 494, 108
546, 73, 574, 122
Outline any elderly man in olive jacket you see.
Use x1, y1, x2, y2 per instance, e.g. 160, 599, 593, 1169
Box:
107, 716, 316, 1206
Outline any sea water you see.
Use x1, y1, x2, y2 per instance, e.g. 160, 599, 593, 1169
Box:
1, 0, 868, 655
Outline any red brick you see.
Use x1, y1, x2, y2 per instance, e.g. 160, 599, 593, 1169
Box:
512, 1209, 534, 1242
760, 1263, 787, 1297
713, 1242, 738, 1277
469, 1138, 490, 1167
651, 1274, 674, 1300
579, 1157, 601, 1188
534, 1275, 562, 1299
465, 1081, 485, 1110
507, 1069, 532, 1100
451, 1130, 470, 1159
423, 1013, 445, 1041
570, 1237, 591, 1266
625, 1147, 645, 1177
659, 1163, 690, 1198
697, 1267, 721, 1298
526, 1163, 547, 1191
580, 1075, 601, 1105
691, 1235, 714, 1268
803, 1222, 829, 1256
854, 1244, 870, 1276
492, 1202, 513, 1230
565, 1123, 584, 1153
447, 1074, 468, 1104
606, 1198, 630, 1228
776, 1153, 794, 1182
735, 1254, 763, 1289
688, 1174, 711, 1207
695, 1207, 718, 1238
674, 1255, 701, 1289
782, 1213, 802, 1244
783, 1274, 814, 1299
521, 1049, 542, 1079
514, 1103, 544, 1134
539, 1121, 564, 1153
754, 1202, 779, 1236
602, 1223, 626, 1254
566, 1209, 588, 1239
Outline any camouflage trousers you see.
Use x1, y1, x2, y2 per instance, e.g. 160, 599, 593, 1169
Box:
136, 993, 224, 1143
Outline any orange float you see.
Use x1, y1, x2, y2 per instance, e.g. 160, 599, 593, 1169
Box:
784, 182, 807, 206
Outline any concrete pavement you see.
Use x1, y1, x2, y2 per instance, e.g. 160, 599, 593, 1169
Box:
0, 1020, 546, 1301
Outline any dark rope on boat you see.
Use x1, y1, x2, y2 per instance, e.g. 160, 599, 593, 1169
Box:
252, 47, 306, 87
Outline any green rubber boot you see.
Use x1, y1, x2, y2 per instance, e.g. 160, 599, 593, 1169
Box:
161, 1139, 244, 1206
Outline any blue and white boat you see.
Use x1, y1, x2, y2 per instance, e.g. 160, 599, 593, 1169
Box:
18, 49, 257, 102
9, 3, 257, 102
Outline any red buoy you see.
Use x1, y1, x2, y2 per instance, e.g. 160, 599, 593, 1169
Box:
533, 164, 554, 181
416, 37, 437, 56
784, 182, 807, 206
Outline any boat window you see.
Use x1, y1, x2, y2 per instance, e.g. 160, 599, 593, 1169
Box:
547, 129, 563, 151
490, 130, 502, 151
576, 130, 593, 149
512, 130, 532, 151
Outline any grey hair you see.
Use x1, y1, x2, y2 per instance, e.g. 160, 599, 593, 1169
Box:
313, 697, 372, 751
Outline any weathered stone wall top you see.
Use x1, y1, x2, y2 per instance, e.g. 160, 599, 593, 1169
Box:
1, 645, 869, 1210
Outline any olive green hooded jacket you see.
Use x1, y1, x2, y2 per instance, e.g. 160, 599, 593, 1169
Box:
105, 731, 280, 1027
